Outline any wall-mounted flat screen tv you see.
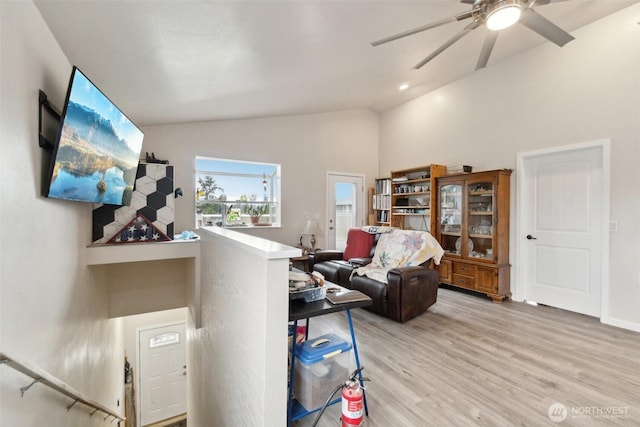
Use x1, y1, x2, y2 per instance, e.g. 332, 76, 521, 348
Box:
45, 66, 144, 205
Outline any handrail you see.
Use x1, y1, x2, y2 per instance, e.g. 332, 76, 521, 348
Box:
0, 352, 125, 424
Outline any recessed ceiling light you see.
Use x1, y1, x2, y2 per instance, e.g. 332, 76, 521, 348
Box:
399, 83, 409, 91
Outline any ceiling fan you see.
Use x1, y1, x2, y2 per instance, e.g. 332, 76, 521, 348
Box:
371, 0, 575, 70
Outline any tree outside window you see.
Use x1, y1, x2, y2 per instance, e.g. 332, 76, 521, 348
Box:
195, 157, 280, 227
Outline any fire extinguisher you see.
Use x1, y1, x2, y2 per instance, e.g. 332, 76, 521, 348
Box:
341, 371, 364, 426
311, 367, 368, 427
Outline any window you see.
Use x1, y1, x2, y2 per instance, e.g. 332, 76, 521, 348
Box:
149, 332, 180, 349
195, 157, 281, 227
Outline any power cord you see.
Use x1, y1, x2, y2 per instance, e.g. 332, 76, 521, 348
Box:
310, 382, 343, 427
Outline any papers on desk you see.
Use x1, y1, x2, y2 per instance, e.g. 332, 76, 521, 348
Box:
289, 271, 311, 282
325, 290, 370, 305
289, 271, 312, 290
289, 271, 327, 302
289, 271, 325, 291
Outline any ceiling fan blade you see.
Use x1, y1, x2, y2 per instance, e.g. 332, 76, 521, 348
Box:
371, 11, 473, 47
413, 21, 480, 69
476, 30, 498, 70
519, 8, 575, 47
530, 0, 571, 6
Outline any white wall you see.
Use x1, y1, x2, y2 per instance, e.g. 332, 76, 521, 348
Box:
191, 227, 297, 426
0, 2, 124, 425
142, 109, 379, 249
379, 4, 640, 328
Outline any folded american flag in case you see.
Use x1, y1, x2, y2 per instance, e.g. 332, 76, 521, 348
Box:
107, 214, 171, 243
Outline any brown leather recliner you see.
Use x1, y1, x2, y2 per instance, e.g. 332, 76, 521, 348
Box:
309, 230, 439, 323
350, 265, 439, 323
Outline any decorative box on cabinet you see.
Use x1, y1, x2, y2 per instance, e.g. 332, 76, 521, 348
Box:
435, 169, 512, 302
390, 164, 446, 232
372, 177, 391, 225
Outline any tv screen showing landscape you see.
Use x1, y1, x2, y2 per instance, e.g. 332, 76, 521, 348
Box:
45, 66, 144, 205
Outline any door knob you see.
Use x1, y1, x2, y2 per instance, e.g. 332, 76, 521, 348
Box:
526, 234, 537, 240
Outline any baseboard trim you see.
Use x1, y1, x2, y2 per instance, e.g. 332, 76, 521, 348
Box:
601, 315, 640, 332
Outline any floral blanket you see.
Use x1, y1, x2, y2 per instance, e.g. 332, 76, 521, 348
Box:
353, 229, 444, 284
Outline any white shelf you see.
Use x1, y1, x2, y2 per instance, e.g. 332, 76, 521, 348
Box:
86, 239, 200, 265
196, 200, 276, 205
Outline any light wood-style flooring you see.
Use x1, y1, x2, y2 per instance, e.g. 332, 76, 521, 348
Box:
145, 413, 186, 427
293, 287, 640, 426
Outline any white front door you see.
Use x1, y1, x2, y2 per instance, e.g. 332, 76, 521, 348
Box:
326, 173, 365, 250
519, 142, 608, 317
139, 322, 187, 426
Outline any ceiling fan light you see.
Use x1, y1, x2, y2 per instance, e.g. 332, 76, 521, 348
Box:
486, 0, 522, 31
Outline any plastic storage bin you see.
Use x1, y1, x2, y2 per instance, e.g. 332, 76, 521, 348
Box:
293, 333, 352, 411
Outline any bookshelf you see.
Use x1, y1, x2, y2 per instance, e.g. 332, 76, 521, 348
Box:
372, 177, 391, 225
390, 164, 446, 232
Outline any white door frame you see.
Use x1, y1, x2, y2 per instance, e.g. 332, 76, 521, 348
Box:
325, 171, 365, 250
514, 139, 610, 322
136, 321, 187, 427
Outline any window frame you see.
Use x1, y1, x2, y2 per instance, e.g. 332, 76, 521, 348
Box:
195, 156, 281, 228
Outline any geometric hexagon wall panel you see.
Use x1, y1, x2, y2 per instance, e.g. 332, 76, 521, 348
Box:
92, 163, 174, 243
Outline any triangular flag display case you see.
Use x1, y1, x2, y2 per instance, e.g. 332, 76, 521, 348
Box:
92, 163, 174, 244
107, 214, 171, 244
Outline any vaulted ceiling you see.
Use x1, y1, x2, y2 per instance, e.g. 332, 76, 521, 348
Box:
35, 1, 636, 126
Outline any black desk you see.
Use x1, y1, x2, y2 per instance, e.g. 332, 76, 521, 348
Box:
287, 285, 371, 426
289, 292, 371, 321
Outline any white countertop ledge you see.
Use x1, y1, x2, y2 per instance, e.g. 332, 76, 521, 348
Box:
85, 239, 200, 265
199, 226, 301, 260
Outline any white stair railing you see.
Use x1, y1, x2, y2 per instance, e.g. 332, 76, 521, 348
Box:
0, 352, 125, 424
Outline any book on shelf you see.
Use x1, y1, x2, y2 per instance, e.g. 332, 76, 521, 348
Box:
377, 210, 389, 223
373, 194, 391, 210
375, 178, 391, 195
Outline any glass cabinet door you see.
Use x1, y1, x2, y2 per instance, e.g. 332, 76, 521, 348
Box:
467, 180, 494, 260
438, 183, 462, 255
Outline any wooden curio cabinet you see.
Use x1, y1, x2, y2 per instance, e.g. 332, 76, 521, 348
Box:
435, 169, 512, 302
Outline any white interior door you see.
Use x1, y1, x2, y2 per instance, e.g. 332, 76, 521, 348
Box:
520, 143, 607, 317
139, 322, 187, 426
326, 173, 364, 250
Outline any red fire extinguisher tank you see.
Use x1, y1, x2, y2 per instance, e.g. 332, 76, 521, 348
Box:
341, 380, 364, 426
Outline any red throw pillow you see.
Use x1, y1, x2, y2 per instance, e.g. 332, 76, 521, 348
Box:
343, 229, 375, 261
